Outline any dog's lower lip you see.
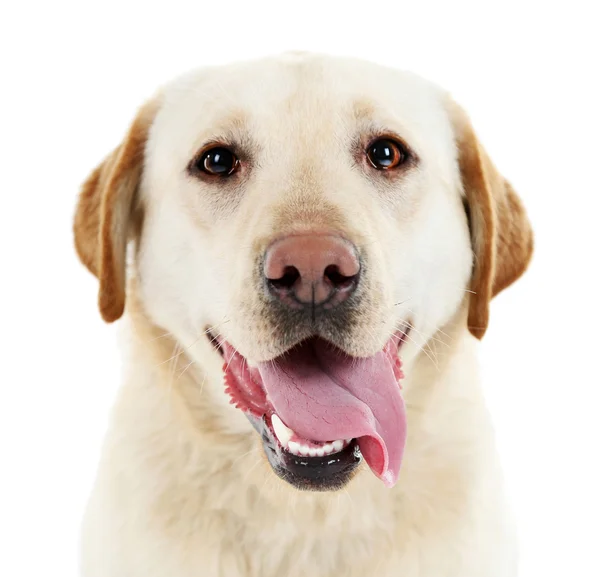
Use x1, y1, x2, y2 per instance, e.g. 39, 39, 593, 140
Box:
258, 413, 362, 490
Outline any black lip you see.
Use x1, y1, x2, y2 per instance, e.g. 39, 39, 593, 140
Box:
249, 414, 362, 491
275, 441, 362, 491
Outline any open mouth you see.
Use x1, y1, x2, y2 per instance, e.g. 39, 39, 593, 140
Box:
209, 328, 409, 491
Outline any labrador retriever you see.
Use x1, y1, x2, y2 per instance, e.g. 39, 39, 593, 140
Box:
74, 52, 533, 577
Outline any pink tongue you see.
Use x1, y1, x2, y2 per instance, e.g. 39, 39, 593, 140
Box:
257, 339, 406, 487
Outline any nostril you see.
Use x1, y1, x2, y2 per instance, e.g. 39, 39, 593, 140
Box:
263, 234, 361, 307
324, 264, 359, 290
267, 266, 301, 291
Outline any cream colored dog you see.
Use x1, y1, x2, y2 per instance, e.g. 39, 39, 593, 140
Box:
74, 52, 533, 577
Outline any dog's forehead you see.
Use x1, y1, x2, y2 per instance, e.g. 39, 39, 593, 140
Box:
153, 55, 453, 159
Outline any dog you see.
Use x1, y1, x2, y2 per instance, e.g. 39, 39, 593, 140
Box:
74, 52, 533, 577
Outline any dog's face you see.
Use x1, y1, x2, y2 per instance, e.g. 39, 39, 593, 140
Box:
74, 53, 532, 492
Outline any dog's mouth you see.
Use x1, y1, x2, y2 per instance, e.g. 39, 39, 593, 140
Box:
208, 329, 409, 491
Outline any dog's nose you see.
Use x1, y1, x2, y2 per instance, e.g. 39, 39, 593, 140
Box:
264, 234, 360, 307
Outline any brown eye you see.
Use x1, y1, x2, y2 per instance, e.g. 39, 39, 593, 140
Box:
366, 138, 407, 170
193, 147, 239, 176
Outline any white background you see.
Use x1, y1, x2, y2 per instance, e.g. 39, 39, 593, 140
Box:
1, 1, 599, 575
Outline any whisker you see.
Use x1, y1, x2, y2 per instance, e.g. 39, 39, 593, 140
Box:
404, 319, 443, 358
154, 334, 203, 368
242, 456, 264, 483
166, 341, 181, 418
197, 373, 208, 398
176, 358, 196, 382
398, 305, 455, 345
229, 446, 260, 468
257, 467, 276, 497
341, 487, 354, 508
158, 315, 231, 372
401, 329, 440, 371
155, 346, 187, 367
147, 330, 174, 343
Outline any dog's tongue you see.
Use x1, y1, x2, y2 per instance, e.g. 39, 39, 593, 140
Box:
257, 339, 406, 487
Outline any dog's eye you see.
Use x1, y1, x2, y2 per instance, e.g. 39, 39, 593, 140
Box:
193, 147, 239, 177
366, 138, 407, 170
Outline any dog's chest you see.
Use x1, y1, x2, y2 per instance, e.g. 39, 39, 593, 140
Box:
206, 492, 400, 577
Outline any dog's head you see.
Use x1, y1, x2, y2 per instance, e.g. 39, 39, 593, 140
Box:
74, 53, 532, 491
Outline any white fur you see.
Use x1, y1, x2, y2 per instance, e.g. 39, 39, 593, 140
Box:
80, 54, 517, 576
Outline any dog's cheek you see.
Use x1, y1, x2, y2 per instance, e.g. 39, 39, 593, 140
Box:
135, 202, 219, 340
395, 185, 472, 349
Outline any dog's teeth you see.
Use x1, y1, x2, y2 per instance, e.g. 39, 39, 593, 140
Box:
271, 414, 293, 447
282, 435, 352, 458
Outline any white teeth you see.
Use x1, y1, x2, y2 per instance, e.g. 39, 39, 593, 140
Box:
271, 414, 294, 447
284, 438, 352, 457
271, 413, 354, 458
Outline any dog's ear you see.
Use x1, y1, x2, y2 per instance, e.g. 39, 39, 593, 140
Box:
447, 98, 533, 339
73, 99, 158, 322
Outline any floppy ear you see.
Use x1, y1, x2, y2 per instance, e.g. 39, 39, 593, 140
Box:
73, 99, 158, 322
447, 98, 534, 339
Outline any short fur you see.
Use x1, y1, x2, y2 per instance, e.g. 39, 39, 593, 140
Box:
74, 53, 532, 577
